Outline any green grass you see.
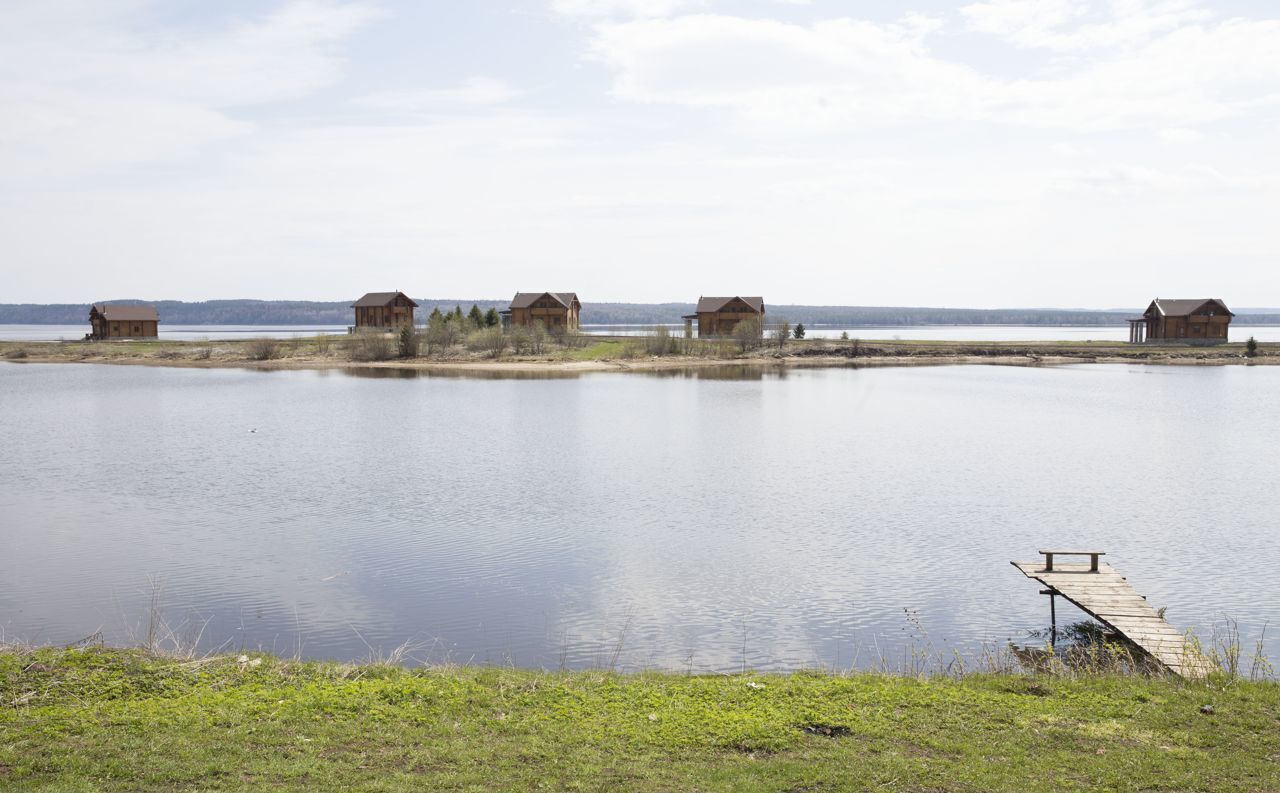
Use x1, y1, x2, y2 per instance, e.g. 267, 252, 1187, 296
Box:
2, 648, 1278, 791
570, 339, 630, 360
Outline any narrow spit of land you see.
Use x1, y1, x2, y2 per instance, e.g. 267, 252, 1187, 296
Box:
2, 647, 1278, 792
0, 336, 1274, 373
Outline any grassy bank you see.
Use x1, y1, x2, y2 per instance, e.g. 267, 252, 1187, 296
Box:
1, 335, 1276, 374
3, 647, 1278, 791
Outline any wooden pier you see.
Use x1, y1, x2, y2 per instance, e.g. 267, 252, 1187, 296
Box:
1012, 550, 1213, 678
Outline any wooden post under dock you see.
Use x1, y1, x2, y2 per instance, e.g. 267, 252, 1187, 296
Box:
1012, 550, 1214, 678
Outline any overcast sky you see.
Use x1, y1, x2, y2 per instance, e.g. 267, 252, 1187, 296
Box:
2, 0, 1278, 307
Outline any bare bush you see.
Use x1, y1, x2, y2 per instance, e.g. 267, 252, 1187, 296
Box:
529, 322, 549, 355
4, 347, 29, 359
349, 332, 394, 362
769, 318, 791, 350
313, 333, 332, 355
425, 316, 463, 356
509, 325, 533, 355
246, 338, 280, 361
732, 316, 764, 353
559, 329, 588, 349
465, 326, 506, 358
645, 325, 676, 356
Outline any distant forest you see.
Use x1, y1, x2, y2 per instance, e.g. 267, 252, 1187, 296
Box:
3, 299, 1279, 326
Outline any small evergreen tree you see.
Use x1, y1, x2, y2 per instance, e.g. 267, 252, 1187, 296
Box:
397, 324, 419, 358
452, 305, 464, 323
428, 307, 443, 323
793, 323, 806, 340
484, 307, 500, 327
840, 331, 849, 340
468, 304, 484, 328
1246, 336, 1258, 358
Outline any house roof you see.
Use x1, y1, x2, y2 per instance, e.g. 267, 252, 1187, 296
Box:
695, 296, 765, 314
352, 291, 418, 308
510, 292, 579, 309
1147, 298, 1233, 318
91, 304, 159, 322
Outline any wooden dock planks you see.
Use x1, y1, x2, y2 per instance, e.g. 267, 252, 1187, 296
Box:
1012, 560, 1214, 678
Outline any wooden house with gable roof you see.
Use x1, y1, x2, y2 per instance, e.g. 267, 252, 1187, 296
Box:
502, 292, 581, 332
352, 291, 418, 331
682, 296, 765, 338
88, 303, 159, 339
1127, 298, 1233, 343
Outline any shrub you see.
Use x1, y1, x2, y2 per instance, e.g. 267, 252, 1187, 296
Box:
349, 332, 393, 362
1246, 336, 1258, 358
465, 326, 506, 358
769, 319, 790, 350
4, 347, 29, 359
732, 316, 764, 353
559, 329, 587, 349
425, 315, 462, 355
509, 325, 533, 355
313, 333, 332, 354
645, 325, 676, 356
193, 346, 212, 360
246, 338, 280, 361
793, 323, 806, 340
528, 322, 549, 355
840, 331, 849, 340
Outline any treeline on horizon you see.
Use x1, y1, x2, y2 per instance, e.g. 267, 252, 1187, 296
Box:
4, 299, 1279, 326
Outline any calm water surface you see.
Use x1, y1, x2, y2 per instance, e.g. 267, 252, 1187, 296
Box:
1, 361, 1276, 671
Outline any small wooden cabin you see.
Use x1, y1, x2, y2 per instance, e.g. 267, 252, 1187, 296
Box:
88, 303, 159, 339
503, 292, 581, 331
682, 296, 765, 337
1128, 298, 1233, 343
352, 291, 417, 331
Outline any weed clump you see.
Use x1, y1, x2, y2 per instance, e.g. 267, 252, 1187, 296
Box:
245, 338, 280, 361
348, 333, 394, 362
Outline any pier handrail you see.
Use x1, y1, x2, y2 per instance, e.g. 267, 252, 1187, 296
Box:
1037, 549, 1105, 572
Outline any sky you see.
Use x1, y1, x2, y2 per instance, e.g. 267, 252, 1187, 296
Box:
2, 0, 1278, 308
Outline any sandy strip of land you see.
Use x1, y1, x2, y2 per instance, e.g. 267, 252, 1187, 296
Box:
1, 336, 1273, 374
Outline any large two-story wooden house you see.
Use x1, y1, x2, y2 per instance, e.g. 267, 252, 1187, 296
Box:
1128, 298, 1233, 343
352, 291, 418, 331
683, 296, 765, 337
88, 303, 159, 339
502, 292, 581, 332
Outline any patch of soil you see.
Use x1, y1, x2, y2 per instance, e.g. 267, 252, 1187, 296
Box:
800, 723, 852, 738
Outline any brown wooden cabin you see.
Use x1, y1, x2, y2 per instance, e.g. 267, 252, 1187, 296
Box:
1128, 298, 1233, 343
88, 303, 159, 339
502, 292, 581, 331
682, 296, 765, 337
352, 291, 417, 331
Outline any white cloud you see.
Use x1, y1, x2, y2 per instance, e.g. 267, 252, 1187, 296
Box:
361, 78, 523, 111
586, 9, 1280, 131
0, 1, 380, 181
960, 0, 1210, 52
551, 0, 703, 18
591, 15, 986, 128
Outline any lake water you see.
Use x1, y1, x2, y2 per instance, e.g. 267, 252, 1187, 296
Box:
5, 323, 1280, 343
1, 361, 1276, 672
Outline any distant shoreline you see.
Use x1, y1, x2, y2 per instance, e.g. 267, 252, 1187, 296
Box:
2, 336, 1274, 373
